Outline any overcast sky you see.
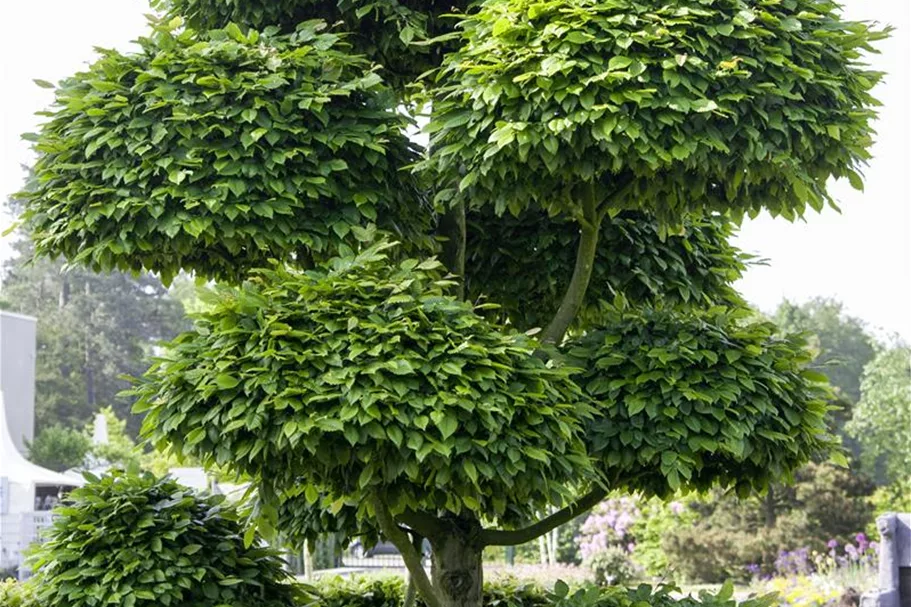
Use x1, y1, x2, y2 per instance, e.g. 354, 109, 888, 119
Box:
2, 0, 909, 340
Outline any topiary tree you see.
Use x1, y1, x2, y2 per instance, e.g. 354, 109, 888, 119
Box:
29, 471, 298, 607
18, 0, 886, 605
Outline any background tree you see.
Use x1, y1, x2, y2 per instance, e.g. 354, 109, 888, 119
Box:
26, 423, 90, 472
18, 0, 885, 606
847, 346, 911, 483
771, 298, 879, 475
1, 233, 188, 433
774, 298, 877, 405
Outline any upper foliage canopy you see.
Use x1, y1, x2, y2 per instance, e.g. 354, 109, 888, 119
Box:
426, 0, 886, 222
154, 0, 470, 86
31, 471, 296, 607
134, 244, 593, 530
465, 210, 747, 331
21, 21, 427, 284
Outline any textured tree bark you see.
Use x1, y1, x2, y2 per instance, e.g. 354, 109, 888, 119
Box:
430, 532, 483, 607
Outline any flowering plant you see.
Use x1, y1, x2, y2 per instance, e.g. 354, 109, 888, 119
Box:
577, 497, 641, 561
577, 497, 643, 585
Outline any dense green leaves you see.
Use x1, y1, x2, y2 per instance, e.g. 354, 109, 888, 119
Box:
30, 471, 296, 607
465, 210, 747, 331
133, 244, 593, 532
155, 0, 470, 86
569, 306, 836, 498
426, 0, 886, 222
21, 21, 428, 284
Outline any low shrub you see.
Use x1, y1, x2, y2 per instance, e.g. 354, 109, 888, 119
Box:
485, 564, 592, 588
29, 470, 298, 607
0, 579, 38, 607
304, 576, 775, 607
588, 547, 641, 586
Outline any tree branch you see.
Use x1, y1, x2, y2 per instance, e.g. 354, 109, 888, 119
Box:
372, 496, 441, 607
539, 186, 602, 344
479, 487, 607, 546
402, 530, 424, 607
438, 200, 466, 299
396, 508, 445, 541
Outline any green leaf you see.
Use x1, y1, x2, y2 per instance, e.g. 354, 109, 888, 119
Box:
215, 374, 240, 389
780, 17, 802, 32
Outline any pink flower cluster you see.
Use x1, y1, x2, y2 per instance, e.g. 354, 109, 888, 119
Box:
577, 497, 641, 562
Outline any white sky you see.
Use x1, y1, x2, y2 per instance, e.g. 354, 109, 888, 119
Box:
1, 0, 909, 340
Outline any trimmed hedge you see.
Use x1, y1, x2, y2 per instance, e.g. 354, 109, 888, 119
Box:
303, 576, 776, 607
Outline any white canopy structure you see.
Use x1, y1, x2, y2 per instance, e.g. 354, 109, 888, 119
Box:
0, 390, 82, 515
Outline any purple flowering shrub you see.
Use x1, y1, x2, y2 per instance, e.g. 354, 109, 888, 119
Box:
578, 498, 641, 561
577, 497, 643, 585
745, 532, 879, 581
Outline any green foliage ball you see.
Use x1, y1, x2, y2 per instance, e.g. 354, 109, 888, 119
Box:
154, 0, 469, 86
569, 306, 836, 498
133, 243, 593, 530
22, 22, 427, 284
30, 471, 296, 607
465, 210, 746, 331
427, 0, 886, 222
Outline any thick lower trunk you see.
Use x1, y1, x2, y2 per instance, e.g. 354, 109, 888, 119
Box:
430, 533, 483, 607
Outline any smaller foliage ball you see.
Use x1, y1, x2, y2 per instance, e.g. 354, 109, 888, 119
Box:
22, 21, 427, 284
154, 0, 470, 85
426, 0, 886, 222
570, 306, 837, 498
31, 471, 296, 607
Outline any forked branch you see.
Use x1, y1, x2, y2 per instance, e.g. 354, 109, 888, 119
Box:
372, 496, 441, 607
539, 185, 602, 344
479, 487, 607, 546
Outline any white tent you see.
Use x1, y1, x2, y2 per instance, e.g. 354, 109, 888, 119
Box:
0, 391, 82, 515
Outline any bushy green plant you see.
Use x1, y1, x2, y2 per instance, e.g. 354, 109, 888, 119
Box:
30, 470, 297, 607
0, 580, 38, 607
587, 547, 641, 587
569, 307, 834, 498
134, 242, 592, 536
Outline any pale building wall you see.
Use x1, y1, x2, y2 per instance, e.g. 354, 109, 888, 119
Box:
0, 311, 37, 454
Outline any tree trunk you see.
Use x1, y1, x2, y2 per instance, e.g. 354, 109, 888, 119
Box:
763, 486, 777, 528
430, 532, 483, 607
